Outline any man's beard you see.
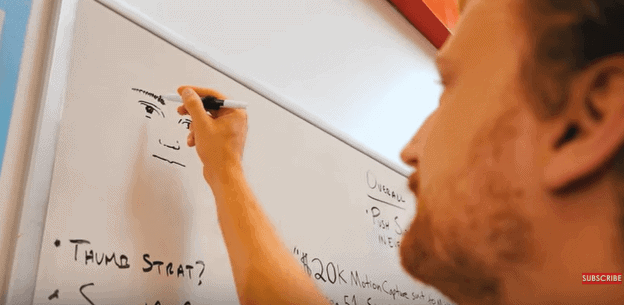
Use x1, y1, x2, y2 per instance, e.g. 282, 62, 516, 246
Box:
399, 109, 535, 305
399, 194, 503, 305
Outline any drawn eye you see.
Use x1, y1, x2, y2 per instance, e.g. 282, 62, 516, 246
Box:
180, 120, 191, 129
138, 100, 163, 118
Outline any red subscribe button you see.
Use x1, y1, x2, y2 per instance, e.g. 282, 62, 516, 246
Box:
582, 273, 622, 284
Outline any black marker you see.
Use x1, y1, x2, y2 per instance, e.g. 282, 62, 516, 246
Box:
162, 94, 248, 110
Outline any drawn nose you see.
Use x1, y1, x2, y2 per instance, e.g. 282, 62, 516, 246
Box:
159, 138, 180, 150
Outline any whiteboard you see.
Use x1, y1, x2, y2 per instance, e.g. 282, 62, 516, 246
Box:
8, 0, 453, 304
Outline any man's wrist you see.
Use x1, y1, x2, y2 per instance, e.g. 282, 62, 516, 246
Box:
203, 162, 245, 194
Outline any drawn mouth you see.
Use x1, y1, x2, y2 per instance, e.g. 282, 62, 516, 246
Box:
152, 154, 186, 167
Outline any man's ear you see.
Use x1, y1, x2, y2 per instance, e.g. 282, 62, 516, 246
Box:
543, 57, 624, 190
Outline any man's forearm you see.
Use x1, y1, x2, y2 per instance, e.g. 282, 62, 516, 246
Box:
208, 166, 329, 305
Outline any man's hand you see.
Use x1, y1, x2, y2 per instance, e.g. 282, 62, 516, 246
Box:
176, 86, 248, 185
177, 86, 329, 305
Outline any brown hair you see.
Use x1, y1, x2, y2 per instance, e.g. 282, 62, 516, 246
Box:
521, 0, 624, 119
520, 1, 624, 247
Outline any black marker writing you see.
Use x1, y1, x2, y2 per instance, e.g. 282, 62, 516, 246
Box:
70, 239, 130, 269
48, 289, 59, 300
142, 254, 205, 286
365, 171, 406, 204
132, 88, 165, 105
152, 155, 186, 167
69, 239, 91, 261
196, 260, 205, 286
79, 283, 95, 305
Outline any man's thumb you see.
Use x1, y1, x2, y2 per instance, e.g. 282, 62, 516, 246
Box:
181, 87, 210, 125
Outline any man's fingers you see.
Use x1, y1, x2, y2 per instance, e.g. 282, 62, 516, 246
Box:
177, 104, 189, 115
180, 88, 211, 126
210, 108, 247, 120
210, 108, 235, 118
178, 86, 228, 100
187, 124, 195, 147
188, 132, 195, 147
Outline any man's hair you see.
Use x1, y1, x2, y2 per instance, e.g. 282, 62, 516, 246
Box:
522, 0, 624, 119
521, 0, 624, 246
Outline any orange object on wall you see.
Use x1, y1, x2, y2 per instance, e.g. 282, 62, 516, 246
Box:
423, 0, 459, 30
389, 0, 459, 49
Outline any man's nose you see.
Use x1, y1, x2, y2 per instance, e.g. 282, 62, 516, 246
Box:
401, 110, 437, 168
159, 138, 180, 150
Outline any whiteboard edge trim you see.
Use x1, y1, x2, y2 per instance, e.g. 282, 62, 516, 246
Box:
4, 0, 80, 303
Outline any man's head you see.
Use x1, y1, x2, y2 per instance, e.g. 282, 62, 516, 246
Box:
399, 0, 624, 304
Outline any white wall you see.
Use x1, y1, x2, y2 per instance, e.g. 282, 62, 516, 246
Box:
118, 0, 442, 172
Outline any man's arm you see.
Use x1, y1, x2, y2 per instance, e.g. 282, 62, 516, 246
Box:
177, 86, 330, 305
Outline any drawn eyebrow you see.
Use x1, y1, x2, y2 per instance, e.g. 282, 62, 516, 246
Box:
132, 88, 165, 105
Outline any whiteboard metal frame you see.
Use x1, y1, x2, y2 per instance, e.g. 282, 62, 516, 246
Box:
5, 0, 413, 302
4, 0, 80, 303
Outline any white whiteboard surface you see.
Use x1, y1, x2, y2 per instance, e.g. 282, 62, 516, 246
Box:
118, 0, 442, 174
8, 0, 453, 304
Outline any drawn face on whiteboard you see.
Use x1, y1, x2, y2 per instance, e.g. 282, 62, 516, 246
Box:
132, 88, 191, 168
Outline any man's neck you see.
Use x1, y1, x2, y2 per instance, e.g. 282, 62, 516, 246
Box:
501, 177, 624, 304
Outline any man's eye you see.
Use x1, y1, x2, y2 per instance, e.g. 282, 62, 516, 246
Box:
182, 121, 190, 129
145, 105, 155, 114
